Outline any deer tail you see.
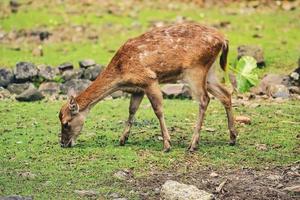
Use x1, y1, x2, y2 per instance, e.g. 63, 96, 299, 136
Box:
220, 39, 229, 71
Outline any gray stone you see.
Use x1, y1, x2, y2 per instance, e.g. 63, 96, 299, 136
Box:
237, 45, 265, 67
60, 79, 91, 95
37, 65, 59, 81
39, 82, 60, 95
61, 69, 83, 82
58, 62, 73, 72
111, 91, 123, 99
14, 62, 38, 82
79, 59, 96, 69
289, 86, 300, 95
0, 195, 33, 200
74, 190, 99, 197
16, 86, 44, 102
82, 65, 102, 81
251, 74, 289, 95
267, 84, 290, 99
113, 170, 130, 180
7, 82, 34, 94
0, 87, 11, 99
161, 83, 191, 98
289, 66, 300, 86
0, 68, 14, 87
160, 180, 214, 200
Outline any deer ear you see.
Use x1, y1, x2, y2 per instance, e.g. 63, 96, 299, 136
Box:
68, 96, 79, 115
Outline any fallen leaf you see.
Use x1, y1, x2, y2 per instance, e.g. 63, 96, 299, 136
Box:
235, 116, 251, 124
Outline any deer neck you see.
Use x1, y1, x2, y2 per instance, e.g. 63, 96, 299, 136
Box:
75, 68, 120, 111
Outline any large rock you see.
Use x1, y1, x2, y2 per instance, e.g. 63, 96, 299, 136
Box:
37, 65, 59, 81
0, 195, 33, 200
267, 84, 290, 99
61, 69, 83, 82
39, 82, 61, 95
250, 74, 289, 95
79, 59, 96, 69
60, 79, 91, 95
161, 84, 191, 99
58, 62, 73, 72
160, 180, 214, 200
0, 68, 14, 87
16, 86, 44, 101
82, 65, 102, 81
237, 45, 265, 67
7, 82, 34, 94
14, 62, 38, 82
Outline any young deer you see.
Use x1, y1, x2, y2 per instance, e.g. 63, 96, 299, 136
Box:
59, 22, 238, 152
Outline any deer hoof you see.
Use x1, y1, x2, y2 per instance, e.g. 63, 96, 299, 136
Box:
229, 140, 236, 146
119, 136, 128, 146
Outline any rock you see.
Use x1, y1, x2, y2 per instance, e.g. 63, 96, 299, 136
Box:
111, 91, 123, 99
235, 116, 251, 125
161, 83, 191, 98
0, 195, 33, 200
74, 190, 99, 197
32, 45, 43, 57
58, 62, 73, 72
113, 170, 131, 180
0, 68, 14, 87
61, 69, 83, 82
283, 185, 300, 194
79, 59, 96, 69
251, 74, 289, 95
37, 65, 59, 81
288, 86, 300, 95
7, 82, 34, 94
60, 79, 91, 95
9, 0, 20, 13
289, 66, 300, 86
39, 31, 51, 41
237, 45, 265, 67
160, 180, 214, 200
82, 65, 102, 81
16, 86, 44, 102
209, 172, 219, 177
19, 172, 36, 179
0, 87, 11, 99
267, 84, 290, 99
14, 62, 38, 82
39, 82, 60, 95
255, 144, 268, 151
266, 174, 281, 181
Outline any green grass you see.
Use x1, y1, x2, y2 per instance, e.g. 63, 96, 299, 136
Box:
0, 1, 299, 77
0, 99, 299, 199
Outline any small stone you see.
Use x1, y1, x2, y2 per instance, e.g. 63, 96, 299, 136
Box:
266, 174, 281, 181
58, 62, 73, 72
255, 143, 268, 151
289, 86, 300, 95
37, 65, 59, 81
7, 82, 34, 95
39, 82, 60, 95
267, 84, 290, 99
0, 195, 33, 200
209, 172, 219, 177
111, 91, 123, 99
79, 59, 96, 69
19, 172, 36, 179
160, 180, 214, 200
74, 190, 99, 197
0, 68, 14, 87
0, 87, 11, 99
16, 86, 44, 102
235, 116, 251, 125
161, 83, 191, 99
14, 62, 38, 82
113, 170, 131, 180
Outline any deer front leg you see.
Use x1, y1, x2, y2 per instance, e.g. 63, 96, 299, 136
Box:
145, 81, 171, 152
119, 92, 144, 146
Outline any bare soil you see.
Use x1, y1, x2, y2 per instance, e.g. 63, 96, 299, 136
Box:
132, 164, 300, 199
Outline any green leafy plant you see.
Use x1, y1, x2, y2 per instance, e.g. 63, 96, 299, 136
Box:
226, 56, 259, 93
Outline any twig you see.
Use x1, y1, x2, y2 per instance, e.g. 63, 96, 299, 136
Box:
216, 179, 227, 193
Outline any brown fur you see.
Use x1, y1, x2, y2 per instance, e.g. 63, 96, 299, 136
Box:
59, 22, 238, 151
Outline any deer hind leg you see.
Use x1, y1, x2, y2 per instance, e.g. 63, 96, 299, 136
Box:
119, 92, 144, 146
207, 77, 238, 145
185, 67, 210, 152
145, 81, 171, 152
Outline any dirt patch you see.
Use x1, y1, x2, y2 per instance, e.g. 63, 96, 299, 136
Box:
131, 164, 300, 199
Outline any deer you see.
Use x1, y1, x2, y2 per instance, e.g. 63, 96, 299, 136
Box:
58, 22, 238, 152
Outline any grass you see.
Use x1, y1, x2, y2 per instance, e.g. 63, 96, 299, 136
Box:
0, 98, 299, 199
0, 1, 299, 77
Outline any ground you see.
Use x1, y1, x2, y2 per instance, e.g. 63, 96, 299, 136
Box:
0, 98, 299, 199
0, 0, 300, 199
